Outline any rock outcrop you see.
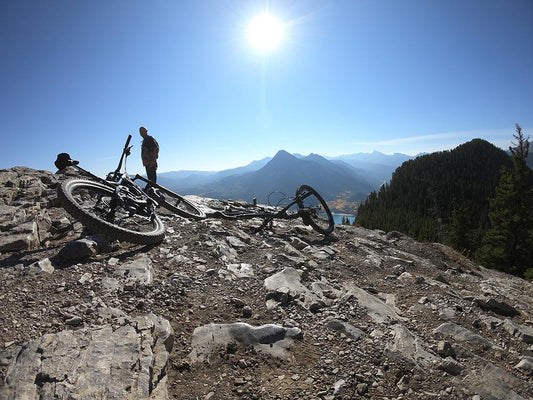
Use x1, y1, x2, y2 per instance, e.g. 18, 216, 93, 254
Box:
1, 310, 173, 399
0, 166, 532, 399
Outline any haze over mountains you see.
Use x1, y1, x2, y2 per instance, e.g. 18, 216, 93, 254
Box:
158, 150, 415, 213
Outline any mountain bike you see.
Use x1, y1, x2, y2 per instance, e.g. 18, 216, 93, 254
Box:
54, 135, 205, 245
206, 185, 335, 235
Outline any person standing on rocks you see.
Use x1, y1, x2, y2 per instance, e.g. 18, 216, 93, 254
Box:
139, 126, 159, 184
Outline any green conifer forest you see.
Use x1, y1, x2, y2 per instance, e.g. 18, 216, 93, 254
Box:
356, 128, 533, 278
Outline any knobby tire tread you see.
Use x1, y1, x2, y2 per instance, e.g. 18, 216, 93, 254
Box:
296, 185, 334, 235
156, 186, 206, 220
58, 179, 165, 244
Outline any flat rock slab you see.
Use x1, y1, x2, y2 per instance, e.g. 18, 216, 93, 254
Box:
386, 324, 439, 368
503, 319, 533, 344
324, 317, 365, 340
0, 312, 173, 400
434, 322, 496, 350
475, 297, 520, 317
343, 283, 407, 324
264, 267, 309, 296
0, 221, 39, 252
189, 322, 303, 362
115, 255, 153, 285
461, 362, 532, 400
0, 204, 26, 230
227, 263, 255, 278
263, 267, 324, 309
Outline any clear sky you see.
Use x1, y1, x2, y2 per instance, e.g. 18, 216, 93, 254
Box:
2, 0, 532, 177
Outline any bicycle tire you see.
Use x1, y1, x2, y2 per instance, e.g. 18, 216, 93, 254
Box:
295, 185, 334, 235
154, 185, 206, 220
58, 179, 165, 244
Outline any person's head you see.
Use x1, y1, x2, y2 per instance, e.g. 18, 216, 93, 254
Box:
139, 126, 148, 138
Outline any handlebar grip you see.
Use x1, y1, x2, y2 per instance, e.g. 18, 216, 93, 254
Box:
124, 134, 132, 148
113, 135, 133, 175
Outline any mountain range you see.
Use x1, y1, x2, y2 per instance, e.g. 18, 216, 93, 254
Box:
157, 150, 415, 213
157, 146, 533, 214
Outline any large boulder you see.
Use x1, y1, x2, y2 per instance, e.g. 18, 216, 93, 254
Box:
0, 311, 173, 400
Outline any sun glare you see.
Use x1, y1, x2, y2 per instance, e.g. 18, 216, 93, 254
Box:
248, 13, 284, 53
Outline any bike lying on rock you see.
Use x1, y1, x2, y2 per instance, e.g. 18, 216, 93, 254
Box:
55, 135, 205, 245
55, 135, 334, 245
205, 185, 335, 235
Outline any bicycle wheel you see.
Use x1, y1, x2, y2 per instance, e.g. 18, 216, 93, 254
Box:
58, 179, 165, 244
152, 185, 206, 220
295, 185, 334, 235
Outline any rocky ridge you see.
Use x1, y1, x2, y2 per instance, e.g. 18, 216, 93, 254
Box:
0, 166, 532, 399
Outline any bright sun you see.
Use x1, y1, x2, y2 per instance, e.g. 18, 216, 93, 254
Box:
248, 13, 284, 53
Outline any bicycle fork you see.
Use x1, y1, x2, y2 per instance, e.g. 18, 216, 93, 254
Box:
255, 215, 275, 233
106, 197, 118, 223
296, 191, 313, 227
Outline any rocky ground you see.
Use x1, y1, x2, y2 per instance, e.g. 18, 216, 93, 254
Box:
0, 166, 532, 399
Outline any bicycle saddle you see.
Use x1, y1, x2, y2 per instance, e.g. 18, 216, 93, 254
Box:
54, 153, 79, 170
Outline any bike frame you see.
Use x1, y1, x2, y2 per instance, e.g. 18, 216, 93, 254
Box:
63, 135, 160, 216
209, 191, 316, 232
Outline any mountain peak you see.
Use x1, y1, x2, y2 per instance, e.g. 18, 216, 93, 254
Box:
272, 149, 294, 159
306, 153, 327, 160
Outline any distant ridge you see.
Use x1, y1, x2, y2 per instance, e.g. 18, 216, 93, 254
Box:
157, 157, 271, 189
331, 151, 416, 166
159, 150, 400, 212
330, 152, 414, 188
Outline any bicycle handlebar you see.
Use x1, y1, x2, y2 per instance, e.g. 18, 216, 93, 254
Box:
124, 134, 132, 151
113, 134, 133, 176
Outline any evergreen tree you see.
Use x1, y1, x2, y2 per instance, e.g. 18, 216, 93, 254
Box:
445, 200, 473, 255
476, 125, 533, 277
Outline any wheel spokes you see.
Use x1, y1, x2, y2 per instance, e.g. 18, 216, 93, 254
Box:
72, 186, 156, 234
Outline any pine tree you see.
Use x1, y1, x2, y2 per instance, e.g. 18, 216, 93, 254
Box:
476, 125, 533, 277
445, 200, 473, 255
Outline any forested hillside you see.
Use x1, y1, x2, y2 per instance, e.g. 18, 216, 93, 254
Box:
356, 139, 511, 250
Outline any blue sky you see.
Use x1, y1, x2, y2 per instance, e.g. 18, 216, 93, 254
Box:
2, 0, 532, 177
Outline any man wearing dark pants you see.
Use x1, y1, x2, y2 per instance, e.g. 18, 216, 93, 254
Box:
139, 126, 159, 184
